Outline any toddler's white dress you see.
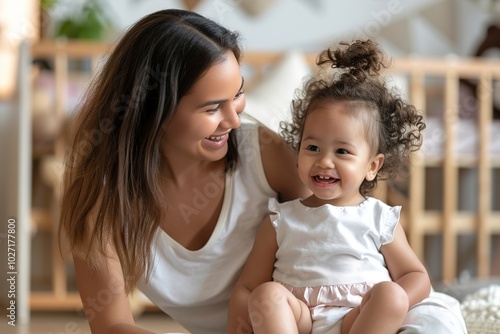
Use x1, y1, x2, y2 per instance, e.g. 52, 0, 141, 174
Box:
269, 197, 467, 333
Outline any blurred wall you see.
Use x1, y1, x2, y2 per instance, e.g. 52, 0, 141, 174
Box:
46, 0, 495, 57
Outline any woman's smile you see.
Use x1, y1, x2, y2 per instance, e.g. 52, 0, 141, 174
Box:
203, 132, 230, 149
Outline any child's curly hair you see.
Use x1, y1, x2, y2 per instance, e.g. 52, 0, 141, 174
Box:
280, 39, 426, 196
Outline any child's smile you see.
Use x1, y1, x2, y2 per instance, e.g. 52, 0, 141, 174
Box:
298, 101, 382, 207
312, 174, 340, 186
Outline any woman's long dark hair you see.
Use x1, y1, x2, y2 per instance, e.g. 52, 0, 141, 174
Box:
60, 9, 241, 293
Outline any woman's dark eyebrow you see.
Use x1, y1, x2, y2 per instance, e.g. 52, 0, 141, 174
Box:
197, 77, 245, 108
198, 98, 228, 108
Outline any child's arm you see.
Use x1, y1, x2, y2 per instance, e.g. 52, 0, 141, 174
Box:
227, 216, 278, 333
381, 223, 431, 308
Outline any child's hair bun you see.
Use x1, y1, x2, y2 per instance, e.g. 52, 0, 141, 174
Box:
317, 39, 386, 83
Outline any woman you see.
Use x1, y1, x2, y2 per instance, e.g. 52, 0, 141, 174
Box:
60, 8, 308, 334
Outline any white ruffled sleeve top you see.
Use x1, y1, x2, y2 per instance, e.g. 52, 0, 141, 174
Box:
270, 197, 400, 307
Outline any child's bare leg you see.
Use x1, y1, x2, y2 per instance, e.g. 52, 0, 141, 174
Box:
341, 281, 409, 334
248, 282, 312, 334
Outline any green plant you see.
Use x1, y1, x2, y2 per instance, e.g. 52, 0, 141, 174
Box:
41, 0, 59, 11
40, 0, 59, 10
54, 0, 114, 40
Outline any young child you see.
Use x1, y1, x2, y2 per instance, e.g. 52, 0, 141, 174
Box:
227, 39, 434, 334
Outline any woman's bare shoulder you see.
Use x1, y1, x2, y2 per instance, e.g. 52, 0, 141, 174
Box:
257, 126, 310, 202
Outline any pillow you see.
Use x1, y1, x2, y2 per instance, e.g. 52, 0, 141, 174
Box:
242, 51, 312, 133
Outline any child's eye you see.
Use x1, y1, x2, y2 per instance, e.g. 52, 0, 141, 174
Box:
336, 148, 349, 154
306, 145, 320, 152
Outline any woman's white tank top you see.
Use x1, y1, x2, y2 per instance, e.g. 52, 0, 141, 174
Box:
137, 123, 276, 334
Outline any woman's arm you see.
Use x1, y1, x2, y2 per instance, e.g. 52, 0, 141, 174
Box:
381, 224, 431, 307
258, 126, 311, 202
227, 216, 278, 333
73, 255, 154, 334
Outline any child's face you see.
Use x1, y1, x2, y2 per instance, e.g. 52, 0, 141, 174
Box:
298, 101, 383, 207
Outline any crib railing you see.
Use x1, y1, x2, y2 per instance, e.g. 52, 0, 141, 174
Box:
387, 58, 500, 281
29, 40, 110, 310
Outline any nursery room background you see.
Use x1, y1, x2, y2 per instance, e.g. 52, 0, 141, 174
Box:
0, 0, 499, 333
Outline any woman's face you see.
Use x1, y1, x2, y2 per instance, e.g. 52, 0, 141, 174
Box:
161, 51, 245, 165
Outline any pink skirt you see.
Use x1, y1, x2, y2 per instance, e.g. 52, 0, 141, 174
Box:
278, 280, 379, 308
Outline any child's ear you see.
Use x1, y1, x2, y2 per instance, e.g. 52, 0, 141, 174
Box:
366, 153, 384, 181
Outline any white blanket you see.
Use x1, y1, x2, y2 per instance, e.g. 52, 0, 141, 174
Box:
461, 285, 500, 334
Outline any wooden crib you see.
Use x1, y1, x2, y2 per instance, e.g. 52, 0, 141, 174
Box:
24, 41, 500, 312
384, 57, 500, 282
382, 59, 500, 281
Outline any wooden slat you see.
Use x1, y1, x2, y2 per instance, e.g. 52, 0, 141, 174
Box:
477, 73, 493, 278
31, 40, 111, 58
442, 70, 459, 282
421, 212, 500, 233
424, 155, 500, 168
389, 57, 500, 78
408, 71, 426, 262
278, 53, 500, 78
30, 292, 82, 310
54, 52, 67, 159
31, 208, 52, 231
